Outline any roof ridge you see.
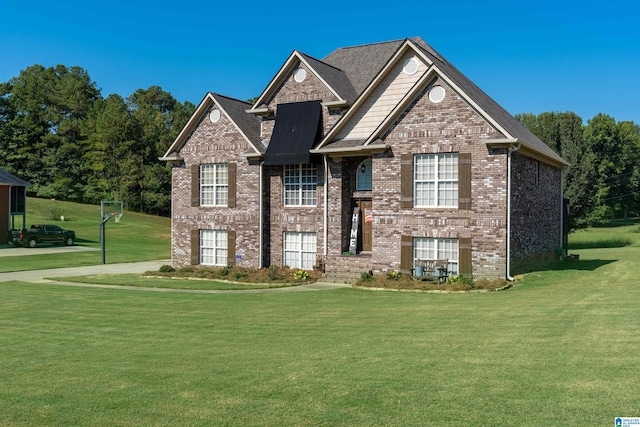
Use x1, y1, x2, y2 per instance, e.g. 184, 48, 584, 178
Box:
298, 51, 344, 73
211, 92, 252, 105
327, 38, 408, 52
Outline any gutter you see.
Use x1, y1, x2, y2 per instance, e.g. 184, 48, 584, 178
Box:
506, 142, 521, 281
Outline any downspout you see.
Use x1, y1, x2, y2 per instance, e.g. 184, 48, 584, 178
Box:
506, 142, 521, 281
259, 161, 264, 269
323, 156, 328, 256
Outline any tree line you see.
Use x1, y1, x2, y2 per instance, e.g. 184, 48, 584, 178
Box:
1, 64, 638, 226
0, 64, 195, 215
516, 112, 640, 229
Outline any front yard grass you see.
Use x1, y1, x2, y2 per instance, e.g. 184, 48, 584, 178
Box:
2, 225, 640, 425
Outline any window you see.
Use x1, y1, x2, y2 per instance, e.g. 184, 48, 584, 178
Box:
414, 238, 458, 275
200, 163, 228, 206
283, 232, 317, 270
356, 159, 372, 191
414, 153, 458, 207
200, 230, 228, 266
284, 164, 317, 206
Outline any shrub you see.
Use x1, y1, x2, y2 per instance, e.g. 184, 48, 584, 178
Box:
233, 271, 247, 280
219, 266, 230, 277
178, 266, 195, 273
386, 270, 402, 281
360, 271, 373, 282
268, 265, 280, 281
159, 265, 175, 273
293, 270, 309, 280
447, 275, 473, 286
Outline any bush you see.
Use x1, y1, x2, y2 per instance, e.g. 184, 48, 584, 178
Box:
360, 271, 373, 282
447, 275, 473, 286
386, 271, 402, 281
159, 265, 175, 273
233, 271, 247, 280
293, 270, 309, 280
220, 266, 230, 277
268, 265, 280, 281
178, 266, 195, 273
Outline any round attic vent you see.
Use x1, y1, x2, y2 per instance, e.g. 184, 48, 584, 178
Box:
209, 109, 221, 123
428, 85, 446, 103
293, 67, 307, 82
402, 57, 419, 75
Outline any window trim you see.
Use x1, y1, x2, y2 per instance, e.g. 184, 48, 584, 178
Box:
200, 163, 229, 207
199, 229, 228, 266
414, 153, 459, 208
283, 164, 317, 207
413, 237, 459, 275
283, 231, 317, 270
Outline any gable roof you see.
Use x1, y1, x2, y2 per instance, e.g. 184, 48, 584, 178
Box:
409, 38, 567, 166
0, 168, 30, 186
314, 37, 567, 167
162, 93, 263, 160
248, 51, 354, 112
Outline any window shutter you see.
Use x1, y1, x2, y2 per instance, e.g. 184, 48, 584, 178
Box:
400, 235, 413, 271
458, 237, 472, 275
227, 163, 236, 208
400, 154, 413, 208
227, 230, 236, 266
190, 229, 200, 265
458, 152, 471, 210
191, 164, 200, 207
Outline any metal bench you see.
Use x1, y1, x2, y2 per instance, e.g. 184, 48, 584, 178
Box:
413, 259, 449, 283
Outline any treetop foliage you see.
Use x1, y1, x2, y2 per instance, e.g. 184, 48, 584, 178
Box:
516, 111, 640, 228
0, 65, 195, 215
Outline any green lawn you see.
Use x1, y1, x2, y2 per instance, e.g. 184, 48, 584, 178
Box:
0, 197, 170, 272
45, 274, 301, 291
1, 226, 639, 425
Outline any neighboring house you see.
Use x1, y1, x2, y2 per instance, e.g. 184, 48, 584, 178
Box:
0, 168, 30, 245
162, 37, 567, 280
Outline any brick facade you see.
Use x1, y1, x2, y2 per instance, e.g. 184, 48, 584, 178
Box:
166, 39, 565, 280
171, 106, 262, 268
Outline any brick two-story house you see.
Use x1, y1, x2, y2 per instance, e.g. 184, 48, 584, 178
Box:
162, 37, 567, 280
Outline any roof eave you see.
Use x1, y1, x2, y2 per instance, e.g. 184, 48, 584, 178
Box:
310, 143, 388, 158
485, 138, 569, 168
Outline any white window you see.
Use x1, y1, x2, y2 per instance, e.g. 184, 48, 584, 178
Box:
284, 164, 317, 206
414, 154, 458, 207
283, 232, 317, 270
200, 163, 228, 206
414, 238, 458, 275
356, 159, 372, 191
200, 230, 228, 266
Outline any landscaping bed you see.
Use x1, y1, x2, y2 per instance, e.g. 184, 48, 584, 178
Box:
354, 271, 511, 292
145, 264, 323, 285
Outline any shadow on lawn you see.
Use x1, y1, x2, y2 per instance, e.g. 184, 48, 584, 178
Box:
568, 237, 632, 250
515, 258, 617, 275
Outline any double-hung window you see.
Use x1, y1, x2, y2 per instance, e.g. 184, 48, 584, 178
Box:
200, 230, 228, 266
284, 164, 317, 206
283, 232, 317, 270
414, 153, 458, 207
414, 238, 459, 275
200, 163, 228, 206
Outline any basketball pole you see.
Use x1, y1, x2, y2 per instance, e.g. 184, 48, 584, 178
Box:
100, 213, 114, 264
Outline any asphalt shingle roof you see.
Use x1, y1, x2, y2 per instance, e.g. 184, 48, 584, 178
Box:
0, 168, 30, 186
212, 93, 264, 153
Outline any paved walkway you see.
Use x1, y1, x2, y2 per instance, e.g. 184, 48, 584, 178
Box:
0, 260, 351, 294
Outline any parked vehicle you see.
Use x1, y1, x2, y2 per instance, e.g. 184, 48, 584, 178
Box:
8, 224, 76, 248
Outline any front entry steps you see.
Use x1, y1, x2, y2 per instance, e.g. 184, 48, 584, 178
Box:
320, 253, 373, 284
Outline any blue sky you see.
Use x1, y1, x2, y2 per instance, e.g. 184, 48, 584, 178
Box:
1, 0, 638, 123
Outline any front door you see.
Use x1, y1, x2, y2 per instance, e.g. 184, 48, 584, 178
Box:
356, 200, 372, 252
